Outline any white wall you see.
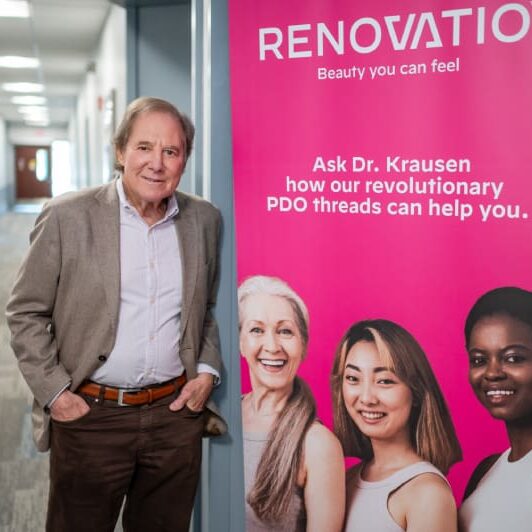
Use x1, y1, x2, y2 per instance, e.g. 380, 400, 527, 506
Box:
98, 5, 127, 128
73, 4, 126, 188
74, 71, 97, 189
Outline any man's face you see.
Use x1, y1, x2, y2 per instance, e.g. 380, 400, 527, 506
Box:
117, 110, 186, 210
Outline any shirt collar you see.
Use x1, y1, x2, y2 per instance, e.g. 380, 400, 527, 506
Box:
115, 177, 179, 221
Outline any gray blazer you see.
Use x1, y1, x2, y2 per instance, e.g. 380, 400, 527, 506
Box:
6, 182, 227, 451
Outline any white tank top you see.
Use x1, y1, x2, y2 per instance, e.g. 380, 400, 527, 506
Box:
459, 448, 532, 532
344, 461, 447, 531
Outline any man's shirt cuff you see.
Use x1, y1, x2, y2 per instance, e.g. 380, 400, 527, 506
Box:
196, 364, 220, 386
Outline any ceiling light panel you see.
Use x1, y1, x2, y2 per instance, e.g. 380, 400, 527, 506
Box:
0, 56, 39, 68
18, 105, 48, 115
0, 0, 29, 18
2, 82, 44, 93
11, 95, 46, 105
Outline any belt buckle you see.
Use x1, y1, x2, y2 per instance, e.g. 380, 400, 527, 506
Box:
117, 387, 141, 406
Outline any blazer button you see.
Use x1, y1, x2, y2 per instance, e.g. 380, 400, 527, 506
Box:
98, 355, 107, 362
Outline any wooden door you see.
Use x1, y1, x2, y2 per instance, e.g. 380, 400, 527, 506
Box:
15, 145, 52, 199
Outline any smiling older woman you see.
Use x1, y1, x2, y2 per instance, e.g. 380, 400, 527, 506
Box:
238, 276, 344, 532
459, 287, 532, 532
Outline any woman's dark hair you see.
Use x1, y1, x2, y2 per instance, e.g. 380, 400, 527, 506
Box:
331, 319, 462, 474
465, 287, 532, 348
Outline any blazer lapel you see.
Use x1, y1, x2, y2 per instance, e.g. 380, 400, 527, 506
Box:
175, 192, 198, 335
91, 183, 121, 321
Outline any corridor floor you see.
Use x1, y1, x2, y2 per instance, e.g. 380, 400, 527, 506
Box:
0, 212, 48, 532
0, 212, 126, 532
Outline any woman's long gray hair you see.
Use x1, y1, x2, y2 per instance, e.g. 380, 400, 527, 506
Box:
238, 276, 316, 524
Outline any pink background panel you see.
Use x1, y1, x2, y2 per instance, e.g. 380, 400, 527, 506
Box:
229, 0, 532, 500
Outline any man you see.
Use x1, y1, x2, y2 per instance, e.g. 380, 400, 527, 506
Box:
6, 97, 226, 532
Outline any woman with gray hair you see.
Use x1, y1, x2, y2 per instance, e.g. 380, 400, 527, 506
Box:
239, 275, 345, 532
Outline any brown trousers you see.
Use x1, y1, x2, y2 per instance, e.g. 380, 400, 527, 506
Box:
47, 392, 204, 532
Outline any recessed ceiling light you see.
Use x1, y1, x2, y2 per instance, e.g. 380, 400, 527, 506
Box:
11, 95, 46, 105
18, 105, 49, 115
0, 56, 39, 68
18, 109, 49, 124
2, 82, 44, 93
0, 0, 29, 18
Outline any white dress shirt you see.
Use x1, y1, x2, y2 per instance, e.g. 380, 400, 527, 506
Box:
90, 179, 217, 388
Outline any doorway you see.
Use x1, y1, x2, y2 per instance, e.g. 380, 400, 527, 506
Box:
15, 145, 52, 199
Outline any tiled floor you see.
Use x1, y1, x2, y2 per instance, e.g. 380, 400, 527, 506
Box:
0, 212, 49, 532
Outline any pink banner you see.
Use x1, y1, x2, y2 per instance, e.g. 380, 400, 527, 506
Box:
230, 1, 532, 529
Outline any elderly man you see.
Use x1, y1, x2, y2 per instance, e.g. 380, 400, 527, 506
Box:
6, 97, 226, 532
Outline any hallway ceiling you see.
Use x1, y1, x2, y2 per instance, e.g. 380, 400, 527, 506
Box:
0, 0, 111, 127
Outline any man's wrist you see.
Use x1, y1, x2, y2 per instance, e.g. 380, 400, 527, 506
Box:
45, 382, 71, 413
197, 372, 218, 386
196, 363, 220, 386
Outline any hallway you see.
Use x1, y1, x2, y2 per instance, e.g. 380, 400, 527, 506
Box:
0, 212, 48, 532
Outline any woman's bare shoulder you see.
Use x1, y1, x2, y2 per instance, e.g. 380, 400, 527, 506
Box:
397, 470, 455, 512
304, 422, 343, 457
390, 470, 456, 531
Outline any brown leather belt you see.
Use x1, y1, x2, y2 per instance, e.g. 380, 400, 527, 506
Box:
78, 374, 187, 406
